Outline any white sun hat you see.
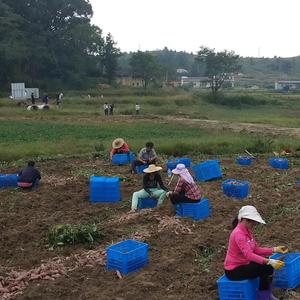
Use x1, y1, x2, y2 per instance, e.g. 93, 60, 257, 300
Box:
238, 205, 266, 224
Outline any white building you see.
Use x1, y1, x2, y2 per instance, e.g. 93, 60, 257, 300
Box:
181, 76, 235, 89
275, 80, 300, 90
181, 76, 211, 88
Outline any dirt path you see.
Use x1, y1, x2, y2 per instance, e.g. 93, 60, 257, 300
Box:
162, 116, 300, 137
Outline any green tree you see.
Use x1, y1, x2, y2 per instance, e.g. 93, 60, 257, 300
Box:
1, 0, 107, 89
0, 0, 28, 87
129, 51, 161, 88
196, 46, 240, 97
102, 33, 120, 84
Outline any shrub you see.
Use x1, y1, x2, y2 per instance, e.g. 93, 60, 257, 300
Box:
174, 99, 196, 106
119, 109, 133, 115
147, 99, 164, 106
247, 137, 274, 153
203, 93, 277, 108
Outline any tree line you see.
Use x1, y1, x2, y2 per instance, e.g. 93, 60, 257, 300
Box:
1, 0, 299, 92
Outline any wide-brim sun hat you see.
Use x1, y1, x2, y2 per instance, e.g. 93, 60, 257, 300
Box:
112, 138, 125, 149
171, 163, 187, 175
143, 164, 162, 173
238, 205, 266, 224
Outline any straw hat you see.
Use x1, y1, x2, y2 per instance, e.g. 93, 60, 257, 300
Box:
112, 138, 125, 149
238, 205, 266, 224
143, 164, 162, 173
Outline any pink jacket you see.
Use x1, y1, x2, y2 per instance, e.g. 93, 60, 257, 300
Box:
224, 223, 273, 270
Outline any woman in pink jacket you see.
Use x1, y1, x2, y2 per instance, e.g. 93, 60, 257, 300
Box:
224, 206, 288, 300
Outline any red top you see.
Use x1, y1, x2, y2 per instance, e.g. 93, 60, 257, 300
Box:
174, 177, 202, 200
110, 143, 130, 159
224, 222, 273, 270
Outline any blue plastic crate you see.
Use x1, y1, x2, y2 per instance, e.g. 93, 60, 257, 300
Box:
166, 157, 191, 171
175, 198, 210, 221
89, 176, 120, 203
268, 157, 288, 169
129, 152, 136, 162
217, 274, 259, 300
236, 156, 252, 166
135, 164, 148, 174
222, 179, 249, 199
137, 197, 157, 209
192, 160, 222, 181
270, 253, 300, 289
112, 153, 131, 165
106, 239, 148, 275
0, 174, 18, 189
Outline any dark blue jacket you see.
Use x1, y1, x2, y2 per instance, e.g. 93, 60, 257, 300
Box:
18, 166, 41, 183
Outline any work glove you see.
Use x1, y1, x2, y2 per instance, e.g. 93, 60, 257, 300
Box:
273, 246, 288, 254
267, 259, 285, 270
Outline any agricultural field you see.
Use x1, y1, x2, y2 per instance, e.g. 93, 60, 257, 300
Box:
0, 90, 300, 299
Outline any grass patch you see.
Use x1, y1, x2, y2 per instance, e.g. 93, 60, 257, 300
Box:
0, 118, 299, 162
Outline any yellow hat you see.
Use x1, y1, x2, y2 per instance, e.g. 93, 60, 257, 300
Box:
112, 138, 125, 149
143, 164, 162, 173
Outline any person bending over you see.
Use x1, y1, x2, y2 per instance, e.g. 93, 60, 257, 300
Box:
110, 138, 130, 160
18, 161, 41, 190
167, 163, 202, 204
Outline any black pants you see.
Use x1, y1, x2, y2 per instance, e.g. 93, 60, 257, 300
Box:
170, 191, 200, 204
225, 262, 273, 290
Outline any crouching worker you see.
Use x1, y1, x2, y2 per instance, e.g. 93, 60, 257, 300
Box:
17, 161, 41, 190
110, 138, 130, 160
131, 164, 168, 211
167, 164, 202, 204
224, 205, 288, 300
131, 141, 158, 174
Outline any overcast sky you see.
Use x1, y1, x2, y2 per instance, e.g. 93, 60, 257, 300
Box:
90, 0, 300, 58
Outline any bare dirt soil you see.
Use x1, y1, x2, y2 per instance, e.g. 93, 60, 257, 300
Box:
0, 157, 300, 299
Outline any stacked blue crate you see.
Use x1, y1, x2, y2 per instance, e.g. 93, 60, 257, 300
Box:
112, 152, 135, 165
0, 174, 18, 189
217, 274, 259, 300
137, 197, 157, 209
89, 176, 120, 203
268, 157, 288, 169
175, 198, 210, 221
192, 160, 222, 181
112, 153, 130, 165
166, 157, 191, 171
135, 164, 148, 174
106, 239, 148, 275
221, 179, 249, 199
236, 156, 252, 166
270, 253, 300, 289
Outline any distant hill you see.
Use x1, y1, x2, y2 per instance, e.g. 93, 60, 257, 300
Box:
118, 49, 300, 84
